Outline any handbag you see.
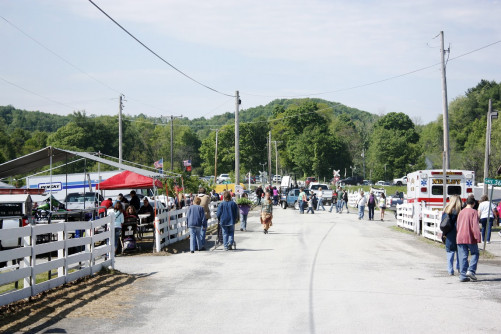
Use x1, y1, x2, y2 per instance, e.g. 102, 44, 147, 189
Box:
440, 213, 453, 235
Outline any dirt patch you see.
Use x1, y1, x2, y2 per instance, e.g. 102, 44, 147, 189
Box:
0, 268, 143, 333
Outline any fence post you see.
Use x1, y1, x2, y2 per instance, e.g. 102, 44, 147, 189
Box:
23, 225, 33, 292
110, 216, 115, 269
57, 227, 65, 279
154, 216, 161, 253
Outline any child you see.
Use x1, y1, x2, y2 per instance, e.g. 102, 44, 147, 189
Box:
306, 195, 315, 214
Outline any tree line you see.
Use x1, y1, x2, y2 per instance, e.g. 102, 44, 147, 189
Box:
0, 79, 499, 184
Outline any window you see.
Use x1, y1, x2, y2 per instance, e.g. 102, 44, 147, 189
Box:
0, 203, 23, 216
431, 185, 443, 195
447, 186, 461, 195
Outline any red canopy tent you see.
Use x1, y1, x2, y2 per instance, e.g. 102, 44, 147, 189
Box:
96, 170, 162, 190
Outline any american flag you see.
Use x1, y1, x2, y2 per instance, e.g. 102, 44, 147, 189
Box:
154, 158, 163, 169
183, 160, 191, 167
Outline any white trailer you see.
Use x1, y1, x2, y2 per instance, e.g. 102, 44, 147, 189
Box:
26, 171, 124, 201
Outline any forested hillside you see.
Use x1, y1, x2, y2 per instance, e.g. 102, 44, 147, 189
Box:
1, 81, 500, 183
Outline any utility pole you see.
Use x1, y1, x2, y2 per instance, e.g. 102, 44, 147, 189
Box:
118, 94, 124, 166
169, 115, 183, 171
272, 141, 282, 182
268, 131, 272, 187
212, 129, 219, 185
235, 91, 241, 188
483, 99, 499, 195
440, 31, 450, 169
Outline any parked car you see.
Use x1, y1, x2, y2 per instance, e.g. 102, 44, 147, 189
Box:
339, 176, 363, 186
64, 192, 104, 210
393, 175, 408, 186
308, 183, 333, 205
375, 181, 391, 186
272, 175, 282, 183
305, 177, 317, 187
245, 175, 256, 184
362, 180, 373, 186
282, 188, 311, 210
217, 174, 231, 184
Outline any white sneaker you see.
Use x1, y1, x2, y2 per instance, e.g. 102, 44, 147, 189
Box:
466, 271, 477, 281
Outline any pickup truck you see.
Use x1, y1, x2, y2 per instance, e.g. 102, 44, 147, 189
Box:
308, 183, 333, 205
392, 176, 408, 186
281, 188, 311, 210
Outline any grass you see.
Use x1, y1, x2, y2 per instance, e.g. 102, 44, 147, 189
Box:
0, 268, 80, 295
389, 225, 497, 259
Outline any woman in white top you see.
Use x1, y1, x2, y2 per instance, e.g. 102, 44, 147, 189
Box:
477, 195, 494, 243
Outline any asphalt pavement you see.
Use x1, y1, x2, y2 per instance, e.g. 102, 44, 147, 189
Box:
41, 206, 501, 333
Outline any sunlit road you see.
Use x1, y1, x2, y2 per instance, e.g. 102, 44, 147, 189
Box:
54, 207, 501, 333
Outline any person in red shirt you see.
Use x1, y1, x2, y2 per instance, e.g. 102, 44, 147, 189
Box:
98, 198, 113, 217
456, 196, 482, 282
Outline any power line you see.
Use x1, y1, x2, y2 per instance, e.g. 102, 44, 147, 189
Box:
88, 0, 235, 98
243, 38, 501, 99
0, 75, 80, 111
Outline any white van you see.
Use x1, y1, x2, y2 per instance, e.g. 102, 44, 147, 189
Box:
0, 194, 32, 249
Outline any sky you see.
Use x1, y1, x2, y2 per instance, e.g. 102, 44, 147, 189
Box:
1, 0, 500, 125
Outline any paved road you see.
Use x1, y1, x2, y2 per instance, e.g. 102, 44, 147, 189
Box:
48, 207, 501, 333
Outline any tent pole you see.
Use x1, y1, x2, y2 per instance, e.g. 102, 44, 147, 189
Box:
49, 148, 53, 212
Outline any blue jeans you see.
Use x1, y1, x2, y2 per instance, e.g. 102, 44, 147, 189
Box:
368, 205, 375, 220
337, 200, 343, 212
221, 224, 235, 249
306, 206, 314, 214
358, 205, 365, 219
343, 200, 349, 212
446, 250, 459, 275
189, 227, 202, 251
317, 199, 325, 211
299, 201, 305, 214
480, 217, 493, 242
240, 214, 248, 230
457, 244, 479, 280
329, 201, 336, 212
114, 227, 121, 253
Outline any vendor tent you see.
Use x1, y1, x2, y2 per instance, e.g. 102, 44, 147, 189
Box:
96, 170, 162, 190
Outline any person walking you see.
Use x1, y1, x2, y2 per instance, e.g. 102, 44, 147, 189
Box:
298, 187, 307, 214
357, 191, 367, 220
216, 191, 239, 251
238, 193, 251, 231
197, 187, 212, 249
342, 189, 349, 213
477, 195, 494, 244
367, 192, 376, 221
329, 190, 338, 213
112, 202, 124, 255
442, 195, 462, 276
261, 191, 273, 234
316, 187, 326, 211
456, 196, 482, 282
255, 186, 264, 205
306, 193, 315, 214
336, 187, 344, 213
272, 186, 279, 206
187, 197, 208, 253
379, 193, 387, 221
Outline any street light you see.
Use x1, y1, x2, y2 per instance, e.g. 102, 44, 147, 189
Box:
259, 162, 267, 185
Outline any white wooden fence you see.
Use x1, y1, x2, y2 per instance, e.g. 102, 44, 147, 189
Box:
154, 202, 220, 252
421, 207, 442, 242
0, 215, 114, 307
396, 202, 443, 242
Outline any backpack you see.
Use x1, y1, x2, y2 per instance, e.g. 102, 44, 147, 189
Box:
440, 213, 453, 236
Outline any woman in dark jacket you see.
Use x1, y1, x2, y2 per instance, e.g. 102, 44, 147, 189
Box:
442, 195, 462, 275
216, 191, 239, 251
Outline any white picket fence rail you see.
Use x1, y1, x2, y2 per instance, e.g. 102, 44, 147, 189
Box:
421, 207, 442, 242
396, 203, 415, 231
396, 202, 443, 242
154, 202, 220, 252
0, 215, 114, 307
